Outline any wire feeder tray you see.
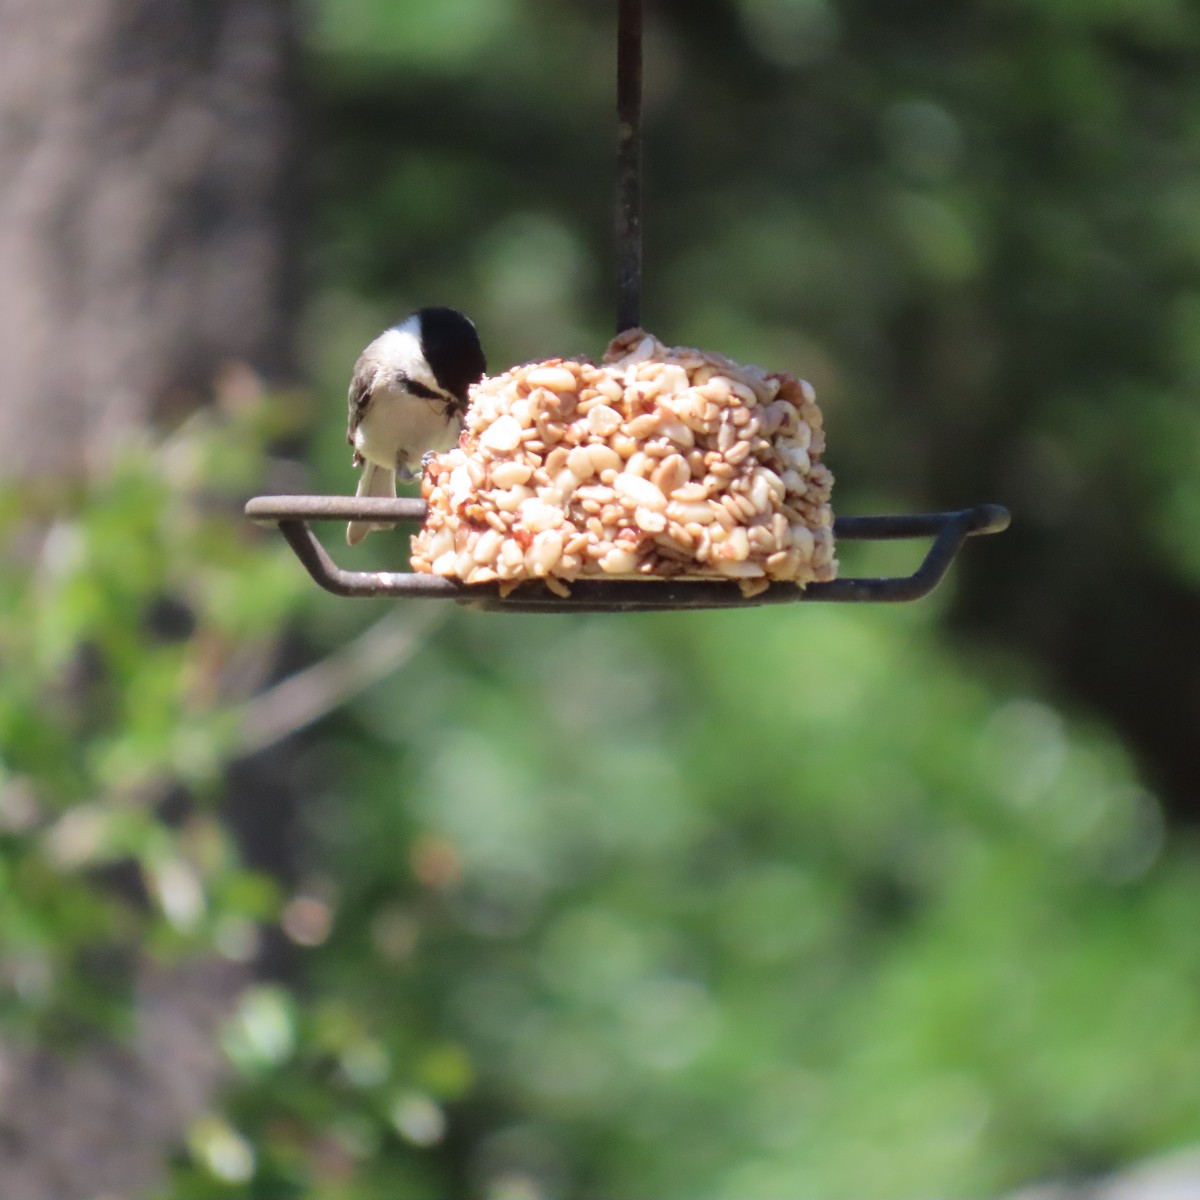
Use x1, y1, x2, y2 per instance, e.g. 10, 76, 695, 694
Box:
245, 496, 1010, 613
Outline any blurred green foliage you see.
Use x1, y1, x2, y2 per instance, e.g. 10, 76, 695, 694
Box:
234, 601, 1200, 1200
6, 0, 1200, 1197
0, 396, 301, 1038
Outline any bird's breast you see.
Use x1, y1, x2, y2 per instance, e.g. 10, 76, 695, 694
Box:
354, 385, 461, 470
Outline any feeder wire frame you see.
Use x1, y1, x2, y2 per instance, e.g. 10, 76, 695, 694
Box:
244, 497, 1010, 613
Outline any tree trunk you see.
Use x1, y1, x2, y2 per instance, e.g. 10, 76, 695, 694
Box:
0, 2, 301, 1196
0, 0, 302, 481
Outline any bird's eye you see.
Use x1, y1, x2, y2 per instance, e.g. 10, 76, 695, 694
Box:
403, 375, 442, 401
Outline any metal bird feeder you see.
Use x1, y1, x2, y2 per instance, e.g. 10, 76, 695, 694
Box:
247, 1, 1009, 611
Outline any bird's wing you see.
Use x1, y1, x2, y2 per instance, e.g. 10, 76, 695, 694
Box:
346, 355, 375, 464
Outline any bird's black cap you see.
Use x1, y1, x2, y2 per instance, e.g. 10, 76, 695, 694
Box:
416, 306, 487, 404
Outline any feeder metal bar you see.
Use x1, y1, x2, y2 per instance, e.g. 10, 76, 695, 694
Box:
245, 497, 1009, 612
616, 0, 643, 333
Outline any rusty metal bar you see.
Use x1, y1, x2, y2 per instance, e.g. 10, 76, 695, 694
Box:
616, 0, 643, 333
247, 496, 427, 523
246, 497, 1009, 611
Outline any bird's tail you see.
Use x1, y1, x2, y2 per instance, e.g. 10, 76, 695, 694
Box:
346, 462, 397, 545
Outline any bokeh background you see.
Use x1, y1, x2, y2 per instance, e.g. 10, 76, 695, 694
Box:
3, 1, 1200, 1197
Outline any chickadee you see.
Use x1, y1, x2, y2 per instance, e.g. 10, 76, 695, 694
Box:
345, 306, 486, 545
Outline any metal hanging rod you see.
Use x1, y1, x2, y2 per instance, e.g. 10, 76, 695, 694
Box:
616, 0, 643, 333
244, 497, 1010, 612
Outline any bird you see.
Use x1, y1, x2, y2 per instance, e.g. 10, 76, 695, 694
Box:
345, 306, 486, 545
